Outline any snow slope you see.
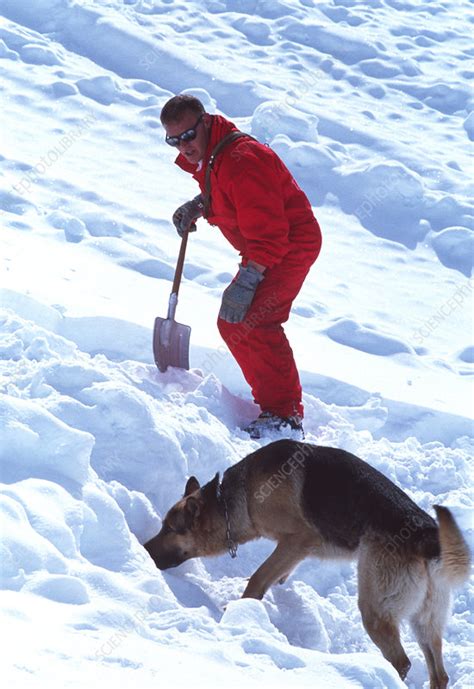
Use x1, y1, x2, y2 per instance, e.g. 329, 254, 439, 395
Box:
0, 0, 472, 687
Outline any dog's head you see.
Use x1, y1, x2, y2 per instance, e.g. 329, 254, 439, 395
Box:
144, 473, 222, 570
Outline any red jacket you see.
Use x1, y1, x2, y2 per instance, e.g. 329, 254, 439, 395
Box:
175, 115, 321, 269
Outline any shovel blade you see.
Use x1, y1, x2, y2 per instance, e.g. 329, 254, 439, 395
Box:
153, 316, 191, 373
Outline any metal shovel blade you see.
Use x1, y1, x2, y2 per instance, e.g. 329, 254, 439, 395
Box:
153, 231, 192, 373
153, 316, 191, 373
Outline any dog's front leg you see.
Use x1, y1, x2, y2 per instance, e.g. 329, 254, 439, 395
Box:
242, 537, 306, 600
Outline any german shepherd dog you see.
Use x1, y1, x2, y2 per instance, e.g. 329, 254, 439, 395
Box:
145, 440, 470, 689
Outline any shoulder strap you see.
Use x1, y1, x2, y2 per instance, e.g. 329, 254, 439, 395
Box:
203, 131, 256, 217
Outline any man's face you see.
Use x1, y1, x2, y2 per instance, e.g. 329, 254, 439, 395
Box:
164, 111, 210, 166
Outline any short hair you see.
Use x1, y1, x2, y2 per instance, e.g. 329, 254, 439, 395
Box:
160, 95, 205, 124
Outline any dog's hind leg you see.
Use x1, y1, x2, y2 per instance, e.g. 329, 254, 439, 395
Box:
242, 535, 308, 600
357, 543, 419, 680
409, 572, 450, 689
359, 606, 411, 680
409, 624, 448, 689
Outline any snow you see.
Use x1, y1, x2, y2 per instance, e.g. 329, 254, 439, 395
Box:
0, 0, 472, 687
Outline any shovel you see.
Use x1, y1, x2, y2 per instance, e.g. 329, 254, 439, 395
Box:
153, 228, 192, 373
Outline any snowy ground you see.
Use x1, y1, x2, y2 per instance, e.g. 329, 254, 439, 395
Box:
0, 0, 472, 688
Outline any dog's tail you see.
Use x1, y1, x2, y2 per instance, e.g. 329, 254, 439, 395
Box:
434, 505, 471, 586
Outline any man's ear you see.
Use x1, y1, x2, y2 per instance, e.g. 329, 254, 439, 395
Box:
184, 476, 200, 496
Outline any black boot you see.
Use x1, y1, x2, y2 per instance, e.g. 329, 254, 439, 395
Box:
243, 411, 304, 440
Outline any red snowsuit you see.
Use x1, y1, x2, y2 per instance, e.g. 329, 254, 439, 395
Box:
176, 115, 322, 418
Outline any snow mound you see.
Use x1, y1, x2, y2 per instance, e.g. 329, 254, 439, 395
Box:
0, 394, 93, 487
431, 227, 474, 277
335, 161, 426, 247
324, 318, 413, 357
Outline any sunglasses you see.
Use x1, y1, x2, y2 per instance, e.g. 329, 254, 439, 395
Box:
165, 114, 204, 147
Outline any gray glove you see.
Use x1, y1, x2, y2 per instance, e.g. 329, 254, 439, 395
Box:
219, 264, 264, 324
172, 194, 204, 237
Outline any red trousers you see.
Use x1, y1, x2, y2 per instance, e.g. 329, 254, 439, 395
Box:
217, 225, 321, 418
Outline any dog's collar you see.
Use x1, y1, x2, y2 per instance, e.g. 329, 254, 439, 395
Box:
216, 476, 238, 559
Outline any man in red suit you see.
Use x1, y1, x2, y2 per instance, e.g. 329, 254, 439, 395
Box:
161, 95, 322, 439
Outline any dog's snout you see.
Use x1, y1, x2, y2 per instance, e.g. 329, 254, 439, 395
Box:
151, 551, 185, 570
144, 535, 187, 570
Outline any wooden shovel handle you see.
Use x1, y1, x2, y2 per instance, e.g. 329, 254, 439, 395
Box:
172, 227, 191, 296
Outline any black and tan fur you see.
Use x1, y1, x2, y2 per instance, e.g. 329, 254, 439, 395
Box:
145, 439, 470, 689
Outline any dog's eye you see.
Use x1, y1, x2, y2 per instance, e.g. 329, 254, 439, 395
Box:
161, 522, 175, 535
163, 520, 188, 536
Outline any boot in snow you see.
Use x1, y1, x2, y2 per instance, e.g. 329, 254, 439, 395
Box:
243, 411, 304, 440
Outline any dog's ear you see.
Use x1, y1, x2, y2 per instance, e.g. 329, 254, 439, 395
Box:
200, 472, 220, 503
210, 472, 220, 494
184, 497, 201, 528
184, 476, 200, 496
